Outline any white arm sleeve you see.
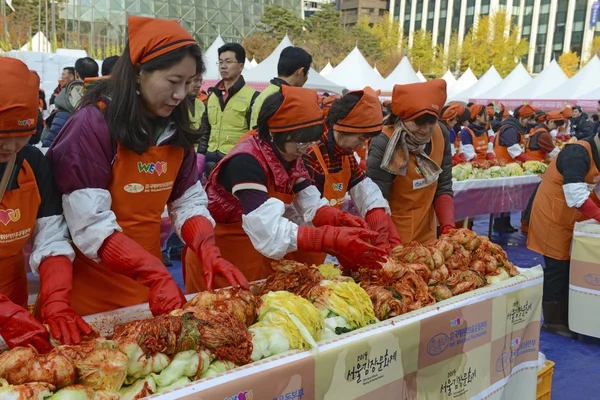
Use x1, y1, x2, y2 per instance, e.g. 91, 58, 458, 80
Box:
463, 144, 476, 161
349, 178, 390, 217
292, 184, 329, 225
486, 141, 495, 154
450, 143, 456, 156
507, 143, 523, 159
549, 147, 561, 158
563, 182, 590, 208
241, 198, 299, 259
457, 141, 465, 155
487, 129, 496, 139
167, 181, 215, 239
62, 188, 122, 262
29, 215, 76, 276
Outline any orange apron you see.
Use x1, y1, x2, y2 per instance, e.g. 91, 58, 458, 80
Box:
70, 143, 183, 315
184, 181, 297, 293
465, 127, 489, 160
384, 125, 444, 244
453, 134, 461, 154
494, 126, 524, 162
525, 126, 548, 161
528, 141, 600, 260
0, 160, 40, 308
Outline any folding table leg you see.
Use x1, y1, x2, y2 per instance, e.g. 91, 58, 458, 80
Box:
488, 214, 494, 239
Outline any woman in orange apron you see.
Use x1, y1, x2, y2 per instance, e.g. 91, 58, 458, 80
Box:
494, 104, 536, 162
525, 111, 564, 161
366, 80, 455, 244
460, 104, 495, 162
441, 104, 464, 166
183, 86, 387, 292
47, 16, 247, 316
300, 87, 401, 266
0, 58, 92, 351
527, 134, 600, 338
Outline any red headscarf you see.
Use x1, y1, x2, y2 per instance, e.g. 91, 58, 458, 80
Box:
391, 79, 447, 121
0, 58, 39, 137
514, 104, 536, 118
268, 86, 324, 133
333, 87, 383, 134
469, 104, 486, 120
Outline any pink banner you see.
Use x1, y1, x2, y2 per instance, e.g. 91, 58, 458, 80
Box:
470, 98, 600, 112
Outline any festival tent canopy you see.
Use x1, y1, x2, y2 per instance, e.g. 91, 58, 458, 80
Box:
383, 56, 421, 89
20, 32, 51, 53
320, 62, 333, 76
441, 70, 457, 92
327, 46, 387, 91
244, 35, 344, 93
250, 58, 258, 67
203, 35, 226, 80
416, 70, 427, 82
374, 65, 382, 77
500, 59, 567, 100
449, 65, 501, 102
472, 63, 532, 101
446, 68, 477, 100
536, 56, 600, 100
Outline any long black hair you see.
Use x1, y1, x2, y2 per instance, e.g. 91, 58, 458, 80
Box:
256, 91, 323, 151
81, 42, 205, 154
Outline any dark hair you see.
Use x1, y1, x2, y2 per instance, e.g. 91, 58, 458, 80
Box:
81, 42, 206, 154
470, 106, 487, 122
534, 110, 546, 123
487, 103, 494, 107
592, 115, 599, 122
554, 120, 566, 127
218, 43, 246, 63
64, 67, 75, 76
75, 57, 99, 80
101, 56, 119, 76
322, 92, 330, 97
257, 91, 323, 150
342, 89, 349, 96
458, 109, 470, 124
466, 102, 474, 107
385, 112, 438, 126
277, 47, 312, 77
573, 105, 582, 113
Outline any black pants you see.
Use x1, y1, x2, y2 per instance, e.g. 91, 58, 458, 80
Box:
204, 150, 227, 177
543, 256, 571, 302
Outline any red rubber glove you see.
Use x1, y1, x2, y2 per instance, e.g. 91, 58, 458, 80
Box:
297, 226, 386, 269
0, 293, 52, 353
39, 256, 94, 345
365, 208, 401, 250
181, 216, 249, 291
313, 206, 368, 229
486, 152, 495, 160
458, 153, 467, 162
515, 153, 532, 162
434, 194, 456, 235
359, 159, 367, 171
99, 231, 186, 316
578, 198, 600, 222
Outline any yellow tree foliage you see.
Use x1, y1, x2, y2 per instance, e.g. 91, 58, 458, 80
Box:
461, 10, 528, 77
433, 30, 460, 76
585, 36, 600, 62
558, 51, 581, 77
408, 29, 435, 74
242, 32, 278, 63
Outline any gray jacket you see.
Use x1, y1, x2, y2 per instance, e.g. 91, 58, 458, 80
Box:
366, 121, 453, 200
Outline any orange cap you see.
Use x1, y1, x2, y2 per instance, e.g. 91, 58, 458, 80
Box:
469, 104, 486, 120
268, 86, 324, 133
441, 103, 462, 121
333, 87, 383, 134
0, 58, 39, 137
128, 16, 198, 65
545, 111, 565, 122
321, 95, 337, 118
561, 106, 573, 119
391, 79, 447, 121
500, 103, 509, 119
514, 104, 536, 118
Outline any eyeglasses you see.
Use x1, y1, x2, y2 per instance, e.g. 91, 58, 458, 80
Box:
218, 60, 242, 67
295, 141, 319, 150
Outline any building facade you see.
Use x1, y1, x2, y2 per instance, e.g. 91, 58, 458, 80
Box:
60, 0, 302, 51
303, 0, 336, 18
339, 0, 390, 26
390, 0, 600, 73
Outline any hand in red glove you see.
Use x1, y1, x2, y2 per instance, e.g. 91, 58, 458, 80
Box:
297, 226, 387, 269
39, 256, 94, 345
99, 231, 186, 316
434, 194, 456, 235
485, 152, 495, 160
514, 153, 532, 162
365, 208, 401, 251
0, 293, 52, 353
181, 216, 249, 291
313, 206, 368, 229
578, 198, 600, 223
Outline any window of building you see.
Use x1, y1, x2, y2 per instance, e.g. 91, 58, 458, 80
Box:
521, 0, 535, 41
451, 0, 461, 32
572, 0, 587, 56
552, 1, 568, 54
426, 0, 435, 30
437, 0, 448, 45
465, 0, 476, 33
404, 0, 412, 37
379, 8, 385, 16
534, 33, 547, 73
499, 0, 507, 5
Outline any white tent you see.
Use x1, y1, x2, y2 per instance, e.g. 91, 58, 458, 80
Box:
383, 57, 421, 90
502, 59, 567, 100
446, 68, 478, 99
374, 65, 382, 77
250, 58, 258, 68
242, 57, 253, 74
244, 35, 344, 93
416, 70, 427, 82
450, 66, 502, 102
203, 35, 226, 80
327, 46, 387, 91
20, 32, 51, 53
473, 63, 532, 100
536, 56, 600, 100
320, 62, 333, 76
441, 70, 457, 91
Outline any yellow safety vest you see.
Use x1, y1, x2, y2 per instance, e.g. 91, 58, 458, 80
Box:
250, 83, 282, 129
207, 84, 256, 154
189, 98, 205, 130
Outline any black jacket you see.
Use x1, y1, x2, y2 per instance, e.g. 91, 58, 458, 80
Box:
570, 114, 594, 139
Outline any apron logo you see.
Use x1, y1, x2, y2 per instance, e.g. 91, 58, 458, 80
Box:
332, 183, 344, 191
17, 118, 34, 126
137, 161, 167, 176
124, 183, 144, 193
0, 209, 20, 226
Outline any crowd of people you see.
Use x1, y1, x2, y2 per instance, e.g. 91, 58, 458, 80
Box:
0, 15, 598, 351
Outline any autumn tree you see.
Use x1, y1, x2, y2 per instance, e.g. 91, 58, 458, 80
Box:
256, 5, 305, 42
434, 30, 461, 75
349, 17, 384, 68
303, 4, 350, 71
242, 32, 278, 63
585, 36, 600, 62
408, 29, 436, 74
558, 50, 581, 77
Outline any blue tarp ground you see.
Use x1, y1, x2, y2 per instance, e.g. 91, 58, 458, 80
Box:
169, 211, 600, 399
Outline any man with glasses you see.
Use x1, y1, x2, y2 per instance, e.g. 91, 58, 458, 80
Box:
198, 43, 259, 175
188, 74, 204, 130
